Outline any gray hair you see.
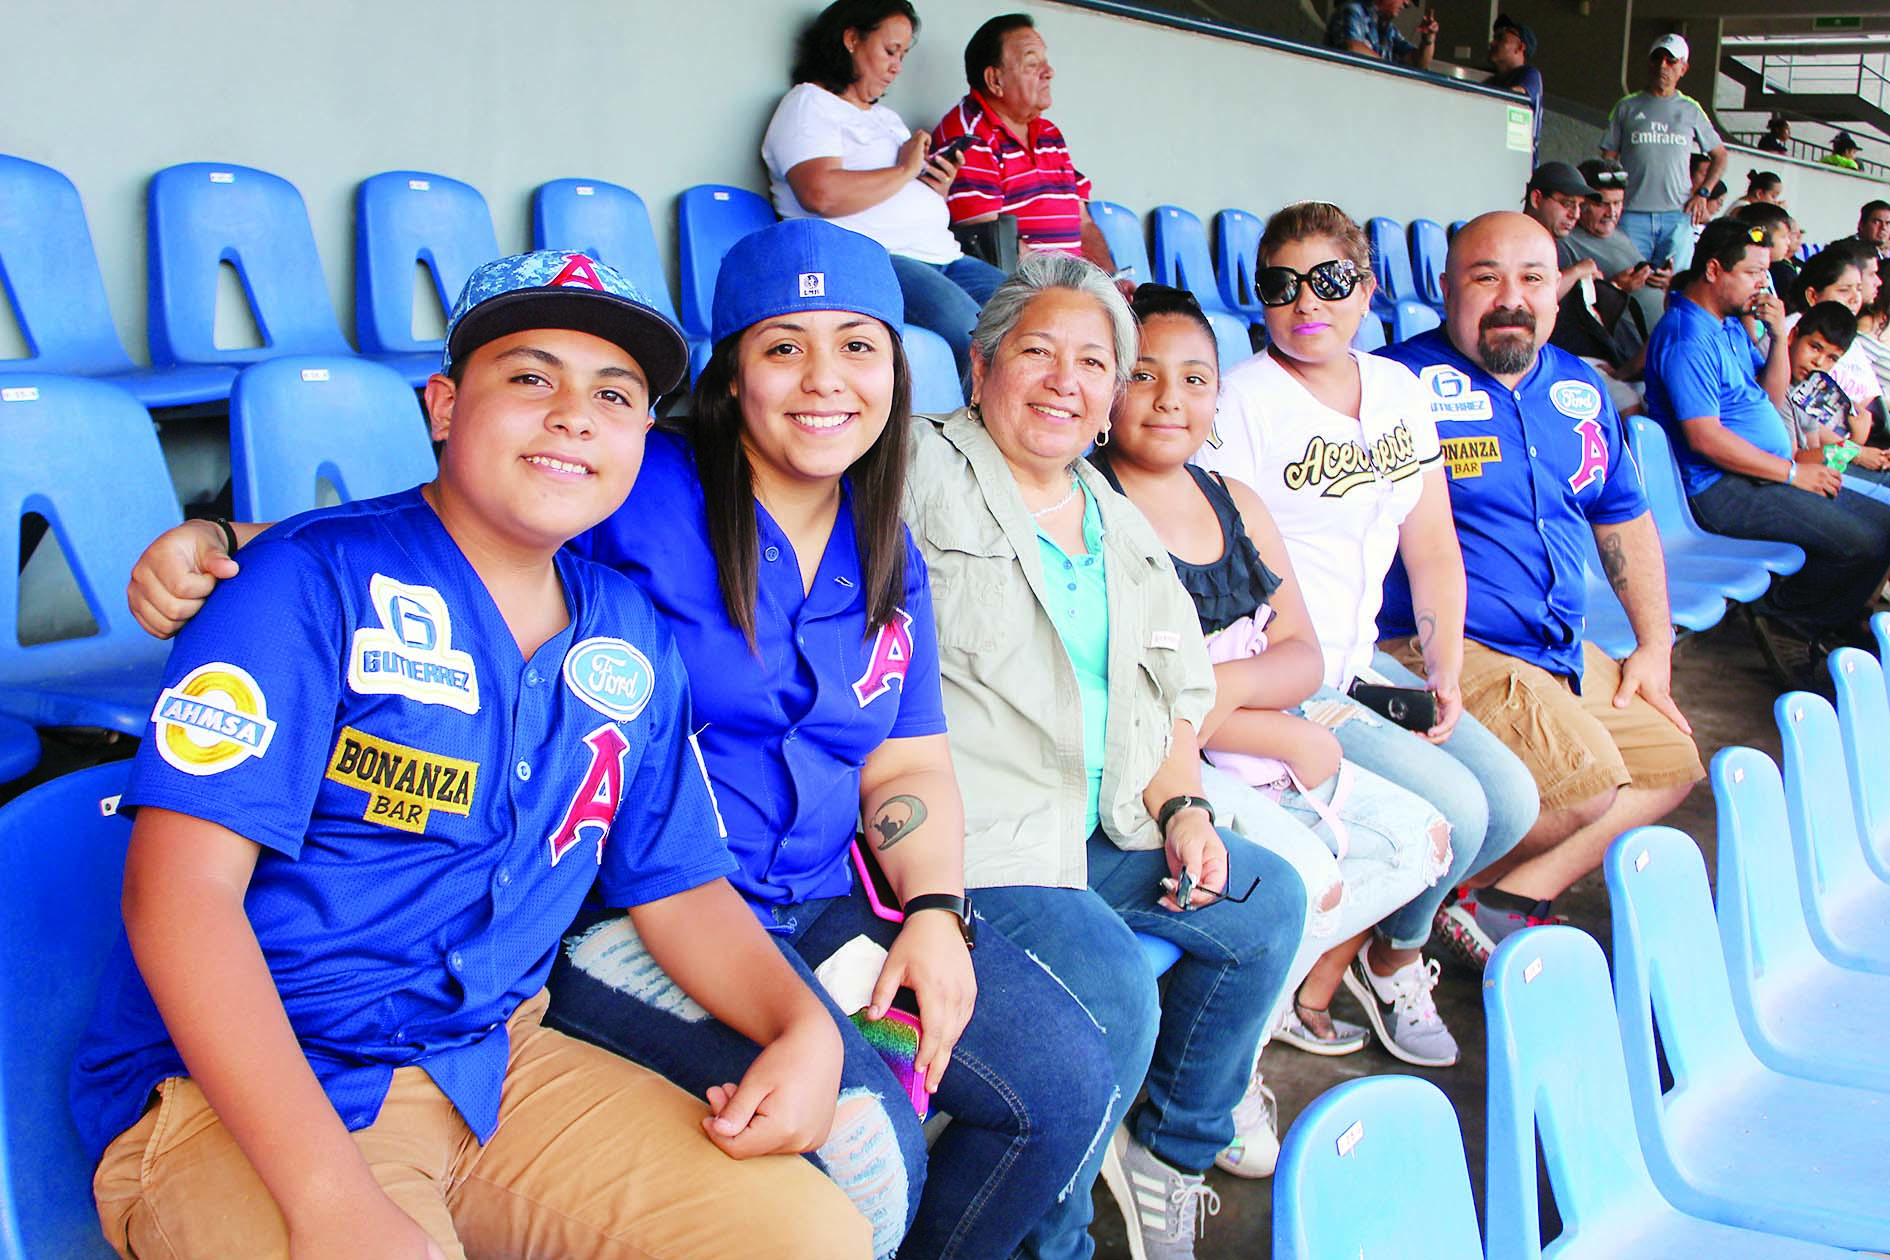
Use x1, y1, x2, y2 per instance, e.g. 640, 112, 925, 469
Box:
969, 253, 1138, 385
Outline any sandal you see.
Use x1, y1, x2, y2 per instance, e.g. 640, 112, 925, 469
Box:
1275, 994, 1369, 1057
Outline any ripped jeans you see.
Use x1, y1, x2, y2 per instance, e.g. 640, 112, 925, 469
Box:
544, 883, 1114, 1260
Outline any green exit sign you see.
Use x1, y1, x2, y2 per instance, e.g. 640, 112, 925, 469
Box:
1813, 16, 1862, 29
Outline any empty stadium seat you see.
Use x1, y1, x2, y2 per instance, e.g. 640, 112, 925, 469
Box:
354, 171, 502, 385
1607, 826, 1890, 1251
1584, 527, 1723, 645
1349, 313, 1387, 352
0, 718, 38, 788
1086, 200, 1149, 288
1777, 687, 1890, 974
1212, 208, 1266, 321
0, 376, 178, 735
1485, 924, 1858, 1260
1580, 564, 1641, 660
1365, 216, 1416, 321
1273, 1076, 1482, 1260
1711, 746, 1890, 1094
1151, 205, 1230, 314
676, 184, 776, 367
1407, 218, 1447, 314
902, 324, 965, 414
1137, 933, 1181, 976
1388, 299, 1439, 343
1447, 219, 1468, 241
1629, 418, 1803, 579
531, 179, 681, 326
0, 762, 133, 1260
229, 356, 437, 521
1832, 637, 1890, 883
0, 154, 234, 407
146, 162, 353, 368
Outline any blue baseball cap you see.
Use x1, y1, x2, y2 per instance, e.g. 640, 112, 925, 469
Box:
442, 250, 688, 396
710, 219, 904, 348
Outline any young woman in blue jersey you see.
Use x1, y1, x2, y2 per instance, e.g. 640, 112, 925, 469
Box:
128, 220, 1113, 1260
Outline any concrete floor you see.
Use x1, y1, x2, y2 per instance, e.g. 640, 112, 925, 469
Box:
1088, 611, 1791, 1259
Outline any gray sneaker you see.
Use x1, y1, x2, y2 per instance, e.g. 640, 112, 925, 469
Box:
1213, 1065, 1279, 1178
1100, 1126, 1222, 1260
1342, 955, 1460, 1067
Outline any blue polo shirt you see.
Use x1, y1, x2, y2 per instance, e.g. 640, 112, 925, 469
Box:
1377, 330, 1647, 682
1644, 295, 1791, 496
578, 432, 948, 910
71, 489, 734, 1161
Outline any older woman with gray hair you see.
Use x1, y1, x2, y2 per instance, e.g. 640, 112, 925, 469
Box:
904, 253, 1308, 1260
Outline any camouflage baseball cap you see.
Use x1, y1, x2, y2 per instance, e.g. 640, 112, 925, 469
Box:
442, 250, 688, 397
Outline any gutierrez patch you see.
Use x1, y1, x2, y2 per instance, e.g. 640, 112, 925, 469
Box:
562, 637, 654, 723
152, 662, 278, 776
1549, 379, 1603, 422
325, 727, 478, 833
1440, 435, 1502, 479
349, 575, 479, 714
1421, 366, 1494, 422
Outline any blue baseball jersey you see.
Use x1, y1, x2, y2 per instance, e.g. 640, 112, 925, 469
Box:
1644, 295, 1790, 496
576, 431, 947, 909
1376, 330, 1647, 683
70, 488, 734, 1161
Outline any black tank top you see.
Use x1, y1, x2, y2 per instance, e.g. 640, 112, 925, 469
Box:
1089, 453, 1281, 636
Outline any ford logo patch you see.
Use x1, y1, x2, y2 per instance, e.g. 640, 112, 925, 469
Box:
562, 637, 655, 723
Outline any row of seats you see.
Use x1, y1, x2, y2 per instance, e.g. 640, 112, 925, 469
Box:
1274, 635, 1890, 1258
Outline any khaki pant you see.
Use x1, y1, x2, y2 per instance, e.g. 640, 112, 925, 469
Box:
94, 992, 870, 1260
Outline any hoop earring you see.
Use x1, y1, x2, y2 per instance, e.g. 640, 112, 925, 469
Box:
967, 402, 982, 423
1095, 425, 1110, 447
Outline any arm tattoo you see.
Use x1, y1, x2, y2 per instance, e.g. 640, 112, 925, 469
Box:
1415, 610, 1438, 652
870, 795, 928, 851
1598, 531, 1630, 594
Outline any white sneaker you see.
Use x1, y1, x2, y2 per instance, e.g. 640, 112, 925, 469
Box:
1213, 1066, 1279, 1178
1099, 1126, 1221, 1260
1342, 955, 1459, 1067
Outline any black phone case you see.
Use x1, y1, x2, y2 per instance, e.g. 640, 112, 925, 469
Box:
1347, 681, 1438, 732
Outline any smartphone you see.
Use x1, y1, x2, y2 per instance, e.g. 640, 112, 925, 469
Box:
1346, 681, 1438, 732
850, 999, 929, 1118
929, 134, 975, 163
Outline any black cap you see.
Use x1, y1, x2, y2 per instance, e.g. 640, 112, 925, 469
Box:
1493, 13, 1537, 59
1527, 161, 1598, 198
1833, 131, 1861, 154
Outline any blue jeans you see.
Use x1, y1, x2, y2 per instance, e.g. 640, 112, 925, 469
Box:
890, 253, 1006, 382
1316, 651, 1540, 947
544, 884, 1114, 1260
1621, 209, 1694, 271
976, 828, 1307, 1260
1689, 473, 1890, 632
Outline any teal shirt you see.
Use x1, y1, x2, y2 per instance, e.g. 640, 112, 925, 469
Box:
1036, 481, 1111, 836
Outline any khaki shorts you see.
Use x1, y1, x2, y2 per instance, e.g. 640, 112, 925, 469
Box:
93, 990, 869, 1260
1383, 638, 1703, 813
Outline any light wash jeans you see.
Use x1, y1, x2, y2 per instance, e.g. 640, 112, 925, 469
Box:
1621, 208, 1694, 272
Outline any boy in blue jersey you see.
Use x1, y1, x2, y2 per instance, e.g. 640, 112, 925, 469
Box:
73, 253, 870, 1260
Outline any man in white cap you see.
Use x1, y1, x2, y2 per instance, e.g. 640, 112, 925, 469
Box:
1600, 33, 1726, 275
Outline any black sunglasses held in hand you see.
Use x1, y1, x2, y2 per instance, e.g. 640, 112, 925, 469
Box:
1257, 258, 1363, 307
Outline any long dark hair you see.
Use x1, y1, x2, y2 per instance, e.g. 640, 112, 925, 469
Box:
791, 0, 920, 95
676, 328, 912, 649
1793, 248, 1864, 316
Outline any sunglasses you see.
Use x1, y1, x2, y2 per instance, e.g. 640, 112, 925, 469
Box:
1256, 258, 1362, 307
1588, 169, 1628, 188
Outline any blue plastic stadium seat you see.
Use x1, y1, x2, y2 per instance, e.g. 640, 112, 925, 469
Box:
1777, 687, 1890, 974
1136, 932, 1181, 976
0, 717, 38, 787
1212, 208, 1266, 321
1389, 299, 1439, 344
1606, 827, 1890, 1251
1711, 747, 1890, 1093
1829, 642, 1890, 883
0, 762, 133, 1260
229, 356, 437, 521
532, 179, 681, 326
0, 376, 179, 735
1586, 526, 1720, 641
0, 155, 234, 407
1151, 205, 1231, 314
1447, 219, 1468, 241
1407, 219, 1447, 314
902, 325, 965, 414
1485, 924, 1857, 1260
1876, 610, 1890, 674
1086, 201, 1150, 289
354, 171, 502, 385
1629, 417, 1801, 583
1581, 563, 1642, 660
146, 162, 354, 369
1349, 313, 1387, 352
676, 185, 776, 348
1273, 1076, 1482, 1260
1366, 216, 1416, 321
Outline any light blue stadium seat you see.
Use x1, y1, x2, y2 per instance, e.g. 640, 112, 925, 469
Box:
1876, 610, 1890, 673
676, 184, 776, 365
1366, 216, 1416, 321
1585, 527, 1721, 642
1777, 688, 1890, 974
1407, 218, 1447, 314
0, 154, 234, 407
1580, 564, 1641, 661
1136, 932, 1181, 976
1447, 219, 1468, 241
0, 376, 178, 735
1151, 205, 1231, 315
903, 324, 964, 414
0, 718, 38, 787
1212, 208, 1266, 321
1485, 924, 1859, 1260
1606, 826, 1890, 1252
0, 762, 132, 1260
1827, 643, 1890, 883
1629, 418, 1802, 580
1349, 313, 1387, 352
1272, 1076, 1482, 1260
1086, 200, 1149, 288
1389, 299, 1439, 344
532, 179, 681, 327
229, 356, 437, 521
354, 171, 502, 385
146, 162, 353, 368
1711, 746, 1890, 1093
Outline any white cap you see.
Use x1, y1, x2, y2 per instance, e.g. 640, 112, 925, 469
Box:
1649, 33, 1689, 61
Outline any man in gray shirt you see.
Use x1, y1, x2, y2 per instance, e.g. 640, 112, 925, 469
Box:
1554, 159, 1668, 411
1601, 33, 1726, 274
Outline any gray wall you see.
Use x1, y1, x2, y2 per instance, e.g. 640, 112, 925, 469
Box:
1, 0, 1528, 365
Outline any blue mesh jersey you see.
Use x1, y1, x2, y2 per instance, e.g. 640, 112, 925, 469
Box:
70, 488, 735, 1161
575, 431, 947, 910
1376, 330, 1648, 685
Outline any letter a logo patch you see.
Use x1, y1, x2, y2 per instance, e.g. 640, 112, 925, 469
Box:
550, 254, 605, 292
1567, 418, 1609, 493
546, 724, 630, 866
852, 609, 915, 706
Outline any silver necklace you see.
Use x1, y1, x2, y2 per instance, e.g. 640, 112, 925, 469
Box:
1030, 476, 1081, 518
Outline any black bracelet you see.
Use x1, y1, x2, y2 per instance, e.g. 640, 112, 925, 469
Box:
212, 517, 239, 557
1157, 794, 1216, 838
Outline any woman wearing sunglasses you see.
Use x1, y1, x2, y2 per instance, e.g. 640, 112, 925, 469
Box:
1195, 202, 1539, 1061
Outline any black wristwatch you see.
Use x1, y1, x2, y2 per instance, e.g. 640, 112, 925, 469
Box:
1157, 794, 1217, 838
903, 893, 976, 950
